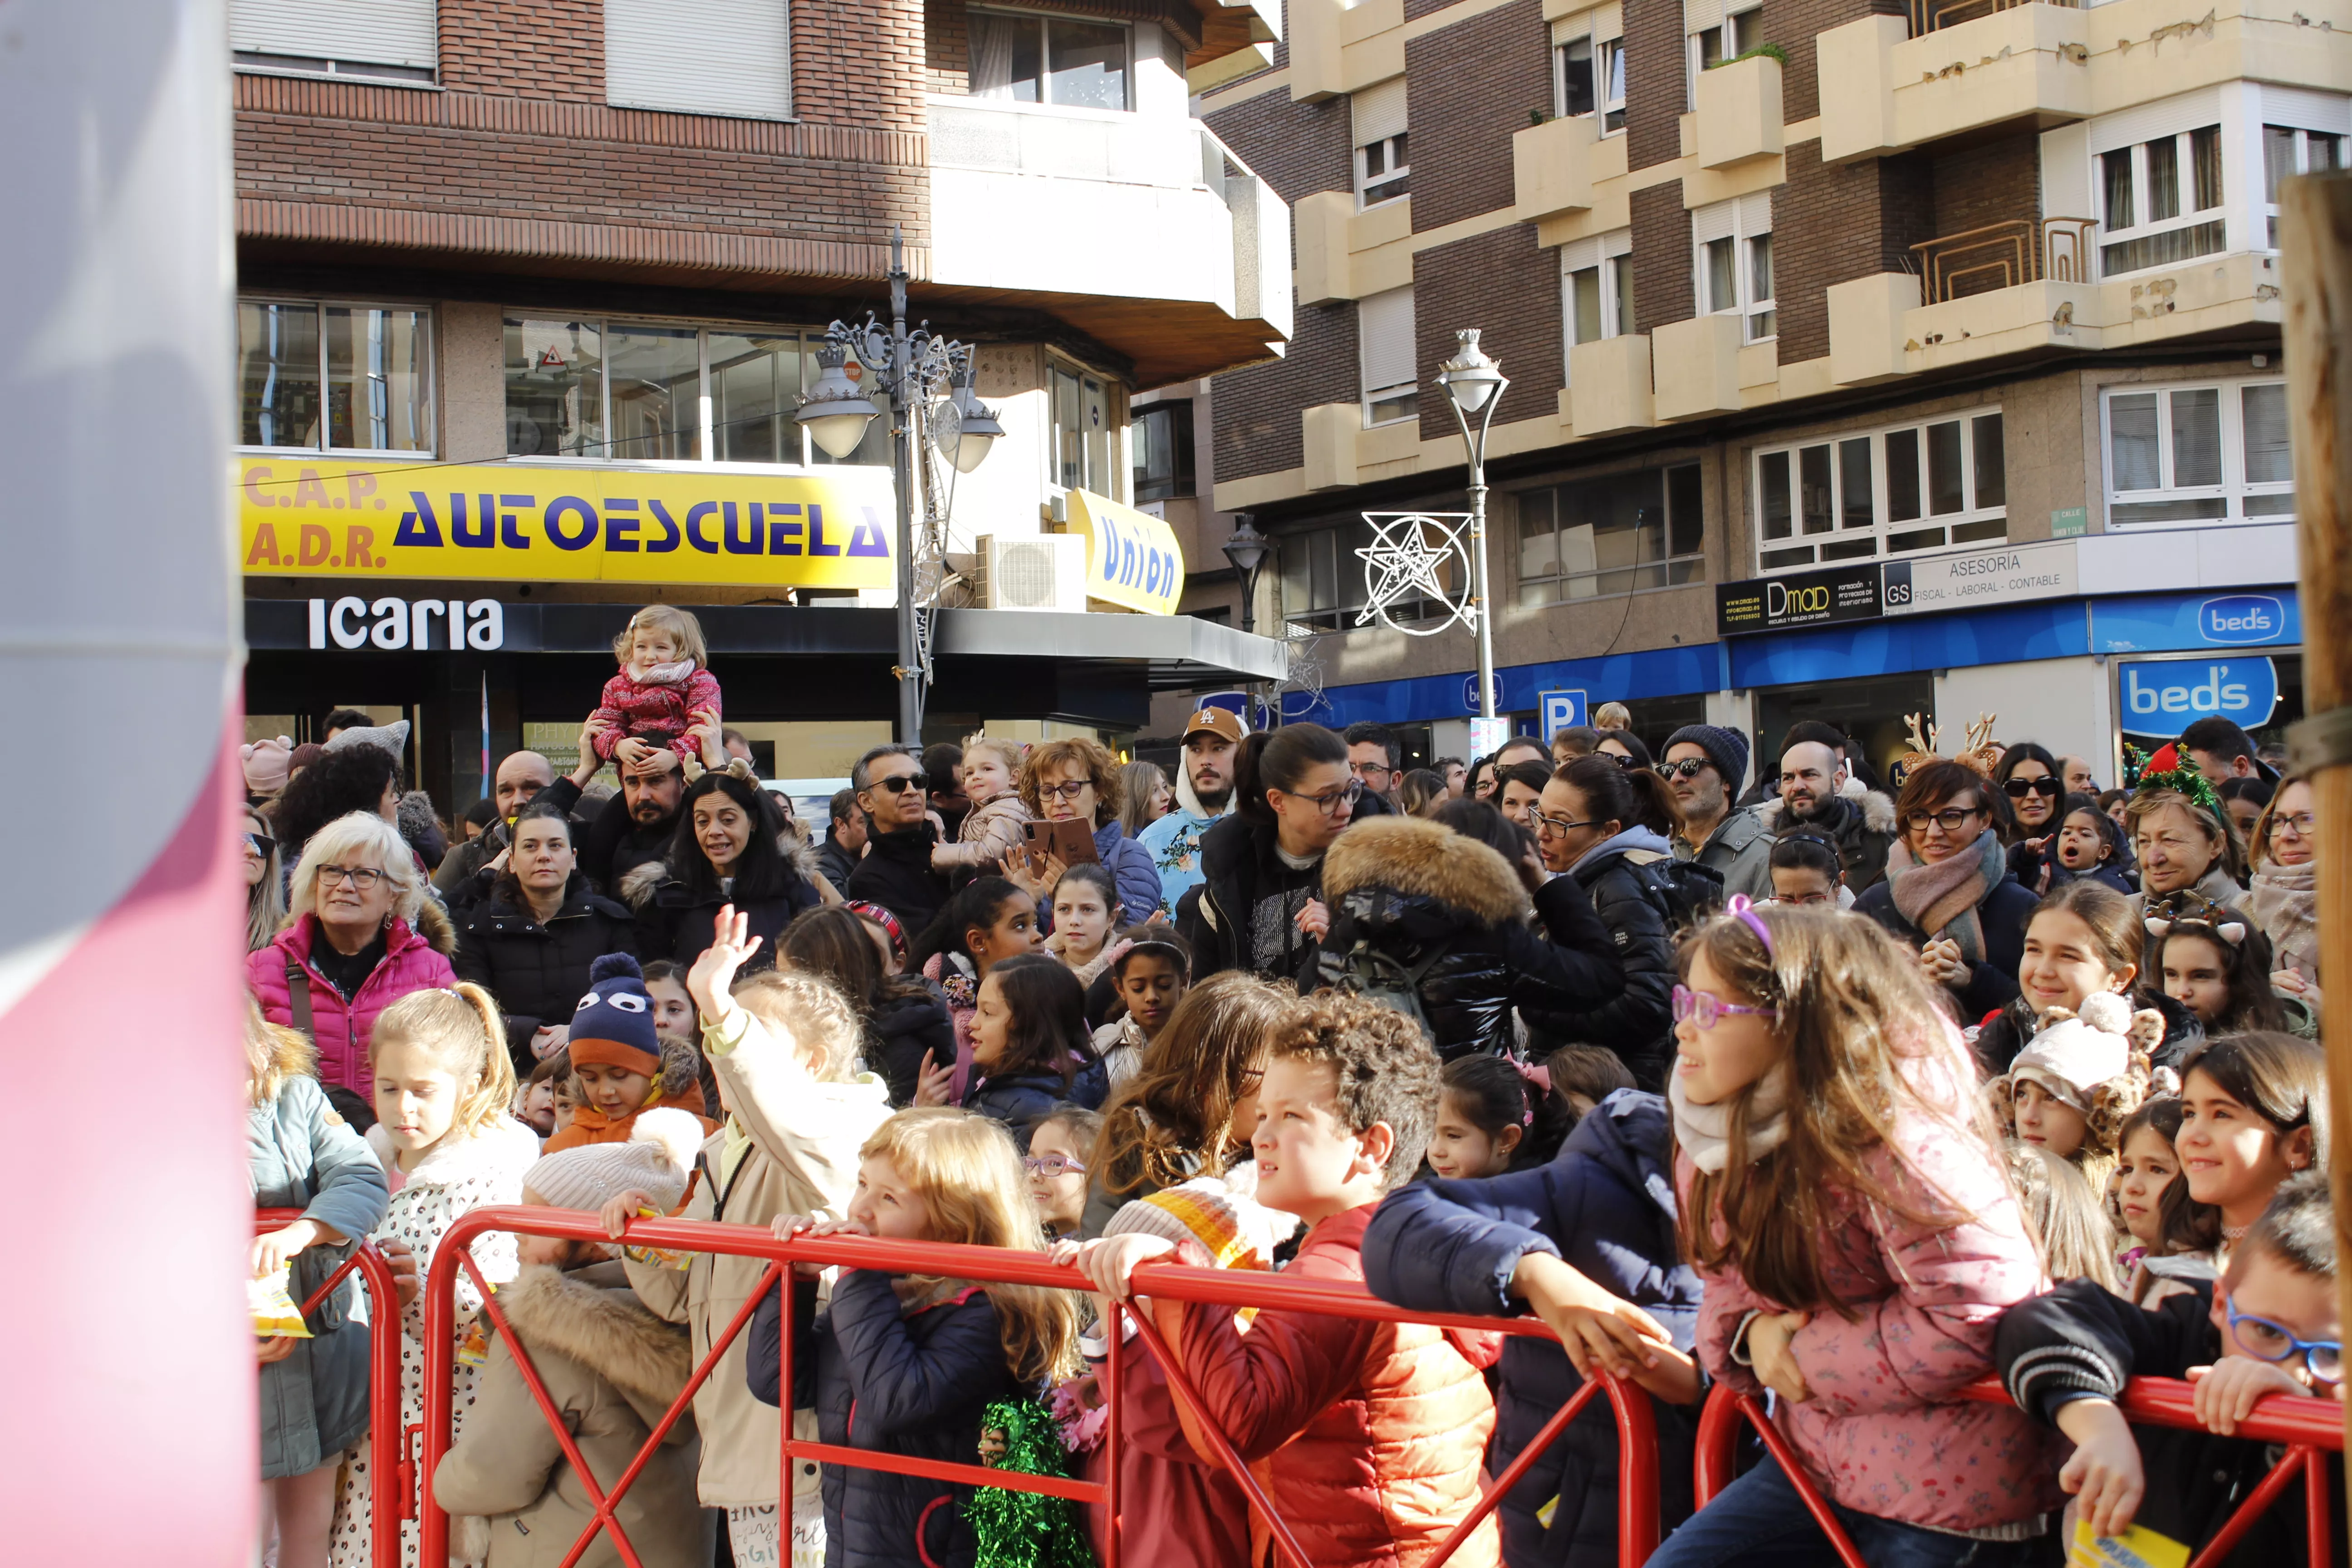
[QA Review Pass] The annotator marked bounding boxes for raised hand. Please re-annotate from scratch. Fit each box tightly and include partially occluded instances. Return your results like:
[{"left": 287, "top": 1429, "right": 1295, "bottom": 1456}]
[{"left": 686, "top": 904, "right": 762, "bottom": 1027}]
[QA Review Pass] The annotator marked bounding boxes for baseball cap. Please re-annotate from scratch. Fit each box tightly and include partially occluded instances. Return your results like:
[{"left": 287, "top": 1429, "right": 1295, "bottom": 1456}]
[{"left": 1183, "top": 708, "right": 1246, "bottom": 745}]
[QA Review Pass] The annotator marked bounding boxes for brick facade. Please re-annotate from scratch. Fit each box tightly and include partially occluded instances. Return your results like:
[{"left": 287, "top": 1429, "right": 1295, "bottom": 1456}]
[
  {"left": 1630, "top": 182, "right": 1696, "bottom": 335},
  {"left": 1624, "top": 0, "right": 1690, "bottom": 173},
  {"left": 1772, "top": 141, "right": 1933, "bottom": 363},
  {"left": 789, "top": 0, "right": 927, "bottom": 131},
  {"left": 1415, "top": 225, "right": 1562, "bottom": 441},
  {"left": 925, "top": 0, "right": 970, "bottom": 94},
  {"left": 1403, "top": 0, "right": 1551, "bottom": 235},
  {"left": 1928, "top": 131, "right": 2044, "bottom": 296},
  {"left": 1758, "top": 0, "right": 1902, "bottom": 125},
  {"left": 439, "top": 0, "right": 603, "bottom": 101}
]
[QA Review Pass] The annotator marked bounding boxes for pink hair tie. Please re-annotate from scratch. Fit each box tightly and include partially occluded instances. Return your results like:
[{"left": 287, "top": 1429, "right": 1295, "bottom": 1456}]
[
  {"left": 1724, "top": 893, "right": 1775, "bottom": 956},
  {"left": 1515, "top": 1060, "right": 1552, "bottom": 1094}
]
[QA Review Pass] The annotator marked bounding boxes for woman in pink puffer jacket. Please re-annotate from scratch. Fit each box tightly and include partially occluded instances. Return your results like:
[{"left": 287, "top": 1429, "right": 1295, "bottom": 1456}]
[
  {"left": 249, "top": 811, "right": 457, "bottom": 1093},
  {"left": 1649, "top": 900, "right": 2060, "bottom": 1568}
]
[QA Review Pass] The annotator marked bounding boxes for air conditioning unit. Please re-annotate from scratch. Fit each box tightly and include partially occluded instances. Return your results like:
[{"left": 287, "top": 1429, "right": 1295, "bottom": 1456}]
[{"left": 973, "top": 533, "right": 1087, "bottom": 610}]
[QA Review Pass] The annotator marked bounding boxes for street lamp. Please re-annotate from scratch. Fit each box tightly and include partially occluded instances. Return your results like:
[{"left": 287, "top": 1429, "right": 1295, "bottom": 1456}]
[
  {"left": 1220, "top": 513, "right": 1270, "bottom": 634},
  {"left": 1436, "top": 328, "right": 1508, "bottom": 733},
  {"left": 797, "top": 228, "right": 1002, "bottom": 745}
]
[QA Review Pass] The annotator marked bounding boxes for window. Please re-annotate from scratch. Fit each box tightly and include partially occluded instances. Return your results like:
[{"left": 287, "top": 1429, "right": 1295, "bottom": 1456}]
[
  {"left": 1753, "top": 411, "right": 2008, "bottom": 571},
  {"left": 1052, "top": 363, "right": 1118, "bottom": 495},
  {"left": 604, "top": 0, "right": 793, "bottom": 121},
  {"left": 1279, "top": 517, "right": 1450, "bottom": 632},
  {"left": 2103, "top": 379, "right": 2293, "bottom": 527},
  {"left": 1687, "top": 0, "right": 1761, "bottom": 105},
  {"left": 2264, "top": 124, "right": 2348, "bottom": 246},
  {"left": 2098, "top": 124, "right": 2225, "bottom": 275},
  {"left": 970, "top": 9, "right": 1129, "bottom": 111},
  {"left": 1130, "top": 400, "right": 1196, "bottom": 502},
  {"left": 1694, "top": 193, "right": 1774, "bottom": 343},
  {"left": 1554, "top": 31, "right": 1627, "bottom": 134},
  {"left": 1518, "top": 464, "right": 1704, "bottom": 603},
  {"left": 230, "top": 0, "right": 437, "bottom": 83},
  {"left": 1562, "top": 228, "right": 1634, "bottom": 377},
  {"left": 238, "top": 300, "right": 433, "bottom": 454},
  {"left": 1358, "top": 285, "right": 1420, "bottom": 427},
  {"left": 1352, "top": 78, "right": 1410, "bottom": 206},
  {"left": 502, "top": 318, "right": 889, "bottom": 466}
]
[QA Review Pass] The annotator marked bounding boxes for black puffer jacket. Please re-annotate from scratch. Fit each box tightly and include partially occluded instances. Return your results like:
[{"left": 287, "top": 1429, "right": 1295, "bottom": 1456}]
[
  {"left": 451, "top": 877, "right": 639, "bottom": 1073},
  {"left": 844, "top": 823, "right": 949, "bottom": 939},
  {"left": 1521, "top": 831, "right": 1679, "bottom": 1089},
  {"left": 869, "top": 986, "right": 956, "bottom": 1107},
  {"left": 623, "top": 845, "right": 823, "bottom": 971},
  {"left": 1315, "top": 815, "right": 1627, "bottom": 1060},
  {"left": 748, "top": 1270, "right": 1027, "bottom": 1568},
  {"left": 1176, "top": 813, "right": 1325, "bottom": 986},
  {"left": 966, "top": 1062, "right": 1110, "bottom": 1148}
]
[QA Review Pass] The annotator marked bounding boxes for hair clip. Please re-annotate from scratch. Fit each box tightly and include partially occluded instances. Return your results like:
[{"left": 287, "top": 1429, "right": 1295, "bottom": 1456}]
[{"left": 1724, "top": 893, "right": 1775, "bottom": 957}]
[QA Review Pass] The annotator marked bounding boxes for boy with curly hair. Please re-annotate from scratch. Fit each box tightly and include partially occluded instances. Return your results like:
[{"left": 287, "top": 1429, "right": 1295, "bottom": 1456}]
[{"left": 1080, "top": 991, "right": 1501, "bottom": 1568}]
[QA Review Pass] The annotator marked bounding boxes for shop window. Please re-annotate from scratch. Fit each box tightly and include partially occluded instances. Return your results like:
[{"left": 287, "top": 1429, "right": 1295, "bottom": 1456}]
[
  {"left": 1694, "top": 193, "right": 1774, "bottom": 343},
  {"left": 969, "top": 9, "right": 1130, "bottom": 111},
  {"left": 238, "top": 299, "right": 433, "bottom": 454},
  {"left": 1130, "top": 400, "right": 1196, "bottom": 502},
  {"left": 2102, "top": 379, "right": 2293, "bottom": 527},
  {"left": 1562, "top": 228, "right": 1634, "bottom": 379},
  {"left": 2098, "top": 124, "right": 2225, "bottom": 276},
  {"left": 1358, "top": 285, "right": 1420, "bottom": 427},
  {"left": 1352, "top": 78, "right": 1410, "bottom": 207},
  {"left": 1517, "top": 463, "right": 1704, "bottom": 604},
  {"left": 231, "top": 0, "right": 438, "bottom": 83},
  {"left": 1052, "top": 363, "right": 1119, "bottom": 497},
  {"left": 2265, "top": 124, "right": 2348, "bottom": 246},
  {"left": 1753, "top": 410, "right": 2007, "bottom": 572},
  {"left": 1686, "top": 0, "right": 1761, "bottom": 108},
  {"left": 503, "top": 317, "right": 888, "bottom": 466},
  {"left": 1554, "top": 31, "right": 1626, "bottom": 134}
]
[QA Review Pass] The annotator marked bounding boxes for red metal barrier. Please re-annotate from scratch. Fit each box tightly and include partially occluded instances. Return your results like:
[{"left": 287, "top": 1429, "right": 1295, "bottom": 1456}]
[
  {"left": 1692, "top": 1375, "right": 2342, "bottom": 1568},
  {"left": 256, "top": 1207, "right": 405, "bottom": 1568},
  {"left": 416, "top": 1206, "right": 1663, "bottom": 1568}
]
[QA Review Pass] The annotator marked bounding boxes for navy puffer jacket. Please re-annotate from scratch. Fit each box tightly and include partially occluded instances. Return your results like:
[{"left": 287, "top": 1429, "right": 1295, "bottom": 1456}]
[
  {"left": 747, "top": 1269, "right": 1028, "bottom": 1568},
  {"left": 1362, "top": 1091, "right": 1705, "bottom": 1568}
]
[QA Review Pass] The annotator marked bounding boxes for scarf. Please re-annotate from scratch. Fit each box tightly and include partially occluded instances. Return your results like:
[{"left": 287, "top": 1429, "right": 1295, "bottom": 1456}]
[
  {"left": 1882, "top": 828, "right": 2006, "bottom": 963},
  {"left": 1669, "top": 1061, "right": 1795, "bottom": 1174},
  {"left": 2249, "top": 860, "right": 2319, "bottom": 981},
  {"left": 628, "top": 656, "right": 698, "bottom": 687}
]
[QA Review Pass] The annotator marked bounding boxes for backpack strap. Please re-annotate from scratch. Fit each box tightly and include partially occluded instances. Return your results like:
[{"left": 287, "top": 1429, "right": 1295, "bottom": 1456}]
[{"left": 284, "top": 960, "right": 314, "bottom": 1038}]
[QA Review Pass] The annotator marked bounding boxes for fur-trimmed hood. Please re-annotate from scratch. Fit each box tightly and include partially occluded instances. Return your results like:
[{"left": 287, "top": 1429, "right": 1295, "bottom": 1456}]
[
  {"left": 495, "top": 1263, "right": 695, "bottom": 1429},
  {"left": 1321, "top": 815, "right": 1532, "bottom": 926},
  {"left": 1753, "top": 787, "right": 1897, "bottom": 837},
  {"left": 412, "top": 895, "right": 458, "bottom": 956}
]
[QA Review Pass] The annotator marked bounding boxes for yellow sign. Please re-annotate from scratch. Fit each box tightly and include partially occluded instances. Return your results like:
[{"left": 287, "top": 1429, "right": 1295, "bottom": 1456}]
[
  {"left": 237, "top": 457, "right": 897, "bottom": 589},
  {"left": 1065, "top": 489, "right": 1185, "bottom": 616}
]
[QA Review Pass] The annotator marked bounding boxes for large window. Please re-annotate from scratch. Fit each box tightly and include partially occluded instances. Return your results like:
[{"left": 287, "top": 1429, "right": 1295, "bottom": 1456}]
[
  {"left": 1279, "top": 517, "right": 1450, "bottom": 632},
  {"left": 1051, "top": 363, "right": 1119, "bottom": 496},
  {"left": 2265, "top": 124, "right": 2348, "bottom": 247},
  {"left": 1694, "top": 194, "right": 1774, "bottom": 343},
  {"left": 230, "top": 0, "right": 437, "bottom": 83},
  {"left": 1686, "top": 0, "right": 1761, "bottom": 107},
  {"left": 1352, "top": 78, "right": 1410, "bottom": 207},
  {"left": 1563, "top": 228, "right": 1634, "bottom": 376},
  {"left": 238, "top": 300, "right": 433, "bottom": 453},
  {"left": 1754, "top": 411, "right": 2007, "bottom": 572},
  {"left": 1130, "top": 400, "right": 1196, "bottom": 502},
  {"left": 1518, "top": 464, "right": 1704, "bottom": 603},
  {"left": 1358, "top": 285, "right": 1420, "bottom": 427},
  {"left": 2099, "top": 124, "right": 2225, "bottom": 275},
  {"left": 503, "top": 318, "right": 888, "bottom": 466},
  {"left": 969, "top": 9, "right": 1130, "bottom": 111},
  {"left": 2103, "top": 380, "right": 2293, "bottom": 527},
  {"left": 1555, "top": 30, "right": 1626, "bottom": 134}
]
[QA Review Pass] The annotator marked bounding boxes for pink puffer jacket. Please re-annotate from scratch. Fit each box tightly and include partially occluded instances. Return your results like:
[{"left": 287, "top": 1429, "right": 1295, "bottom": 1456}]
[
  {"left": 248, "top": 910, "right": 458, "bottom": 1092},
  {"left": 1684, "top": 1035, "right": 2063, "bottom": 1534}
]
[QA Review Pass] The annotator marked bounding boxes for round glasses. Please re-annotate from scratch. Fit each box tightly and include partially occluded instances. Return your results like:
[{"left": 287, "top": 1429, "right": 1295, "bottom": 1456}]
[
  {"left": 1671, "top": 983, "right": 1778, "bottom": 1029},
  {"left": 2227, "top": 1305, "right": 2342, "bottom": 1384}
]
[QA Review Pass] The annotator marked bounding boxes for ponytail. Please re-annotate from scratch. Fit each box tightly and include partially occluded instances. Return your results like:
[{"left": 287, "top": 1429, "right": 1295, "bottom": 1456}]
[
  {"left": 371, "top": 981, "right": 518, "bottom": 1139},
  {"left": 1557, "top": 753, "right": 1680, "bottom": 838},
  {"left": 1234, "top": 724, "right": 1349, "bottom": 827}
]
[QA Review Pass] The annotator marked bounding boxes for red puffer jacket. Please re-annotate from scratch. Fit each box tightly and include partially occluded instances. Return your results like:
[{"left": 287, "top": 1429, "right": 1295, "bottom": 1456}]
[
  {"left": 247, "top": 909, "right": 458, "bottom": 1092},
  {"left": 1170, "top": 1204, "right": 1501, "bottom": 1568}
]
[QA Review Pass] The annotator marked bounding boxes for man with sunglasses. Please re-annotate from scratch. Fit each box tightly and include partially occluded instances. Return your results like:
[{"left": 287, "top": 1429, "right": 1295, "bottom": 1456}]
[
  {"left": 843, "top": 743, "right": 951, "bottom": 935},
  {"left": 1753, "top": 738, "right": 1897, "bottom": 896},
  {"left": 1658, "top": 724, "right": 1775, "bottom": 903},
  {"left": 1995, "top": 1170, "right": 2342, "bottom": 1558}
]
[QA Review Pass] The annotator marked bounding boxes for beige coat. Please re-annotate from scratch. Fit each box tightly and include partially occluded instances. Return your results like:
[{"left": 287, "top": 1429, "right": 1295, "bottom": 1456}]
[
  {"left": 622, "top": 1008, "right": 896, "bottom": 1509},
  {"left": 434, "top": 1264, "right": 701, "bottom": 1568}
]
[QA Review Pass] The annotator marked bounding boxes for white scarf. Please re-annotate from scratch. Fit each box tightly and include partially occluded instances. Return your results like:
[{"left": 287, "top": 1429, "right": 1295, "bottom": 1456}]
[{"left": 1669, "top": 1062, "right": 1795, "bottom": 1174}]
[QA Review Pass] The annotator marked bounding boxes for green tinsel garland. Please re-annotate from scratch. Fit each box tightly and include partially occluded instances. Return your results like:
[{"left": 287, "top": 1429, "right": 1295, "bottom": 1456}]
[{"left": 964, "top": 1398, "right": 1096, "bottom": 1568}]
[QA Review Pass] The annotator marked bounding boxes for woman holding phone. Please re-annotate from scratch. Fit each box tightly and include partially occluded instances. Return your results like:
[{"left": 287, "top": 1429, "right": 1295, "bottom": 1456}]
[{"left": 1011, "top": 737, "right": 1161, "bottom": 921}]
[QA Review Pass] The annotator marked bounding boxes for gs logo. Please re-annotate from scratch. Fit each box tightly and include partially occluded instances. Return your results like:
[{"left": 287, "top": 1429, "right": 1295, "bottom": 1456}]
[{"left": 1883, "top": 563, "right": 1913, "bottom": 607}]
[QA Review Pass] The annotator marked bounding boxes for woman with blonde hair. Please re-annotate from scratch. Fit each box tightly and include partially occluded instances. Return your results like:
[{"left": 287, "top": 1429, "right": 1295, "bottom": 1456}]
[
  {"left": 2246, "top": 771, "right": 2320, "bottom": 995},
  {"left": 1117, "top": 759, "right": 1173, "bottom": 839},
  {"left": 247, "top": 810, "right": 457, "bottom": 1093},
  {"left": 244, "top": 805, "right": 287, "bottom": 952}
]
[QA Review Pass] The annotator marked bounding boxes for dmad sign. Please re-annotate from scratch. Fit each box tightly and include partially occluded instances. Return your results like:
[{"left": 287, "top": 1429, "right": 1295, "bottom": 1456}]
[{"left": 2118, "top": 658, "right": 2279, "bottom": 738}]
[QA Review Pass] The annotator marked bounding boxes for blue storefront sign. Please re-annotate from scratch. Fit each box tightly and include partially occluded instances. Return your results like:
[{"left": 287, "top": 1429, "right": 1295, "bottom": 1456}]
[
  {"left": 1461, "top": 672, "right": 1504, "bottom": 713},
  {"left": 2091, "top": 590, "right": 2300, "bottom": 652},
  {"left": 2117, "top": 657, "right": 2280, "bottom": 737}
]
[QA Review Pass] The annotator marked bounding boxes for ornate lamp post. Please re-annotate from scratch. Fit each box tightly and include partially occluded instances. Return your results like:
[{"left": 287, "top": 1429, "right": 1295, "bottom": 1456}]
[{"left": 1436, "top": 329, "right": 1508, "bottom": 734}]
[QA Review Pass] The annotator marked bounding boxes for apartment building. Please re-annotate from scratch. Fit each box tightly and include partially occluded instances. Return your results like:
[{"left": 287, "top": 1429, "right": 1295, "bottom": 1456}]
[
  {"left": 228, "top": 0, "right": 1289, "bottom": 796},
  {"left": 1156, "top": 0, "right": 2345, "bottom": 785}
]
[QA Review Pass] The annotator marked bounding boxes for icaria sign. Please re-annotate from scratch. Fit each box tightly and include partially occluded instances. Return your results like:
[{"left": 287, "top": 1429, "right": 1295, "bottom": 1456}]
[{"left": 305, "top": 596, "right": 504, "bottom": 650}]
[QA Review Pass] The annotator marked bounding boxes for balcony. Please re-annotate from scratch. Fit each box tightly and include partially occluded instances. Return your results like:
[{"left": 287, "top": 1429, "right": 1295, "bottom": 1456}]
[
  {"left": 1294, "top": 188, "right": 1413, "bottom": 305},
  {"left": 1652, "top": 315, "right": 1746, "bottom": 421},
  {"left": 926, "top": 98, "right": 1291, "bottom": 383},
  {"left": 1909, "top": 0, "right": 2072, "bottom": 32},
  {"left": 1288, "top": 0, "right": 1404, "bottom": 102},
  {"left": 1896, "top": 247, "right": 2280, "bottom": 374},
  {"left": 1567, "top": 336, "right": 1655, "bottom": 436},
  {"left": 1692, "top": 53, "right": 1784, "bottom": 171},
  {"left": 1514, "top": 114, "right": 1597, "bottom": 222},
  {"left": 1911, "top": 217, "right": 2097, "bottom": 302}
]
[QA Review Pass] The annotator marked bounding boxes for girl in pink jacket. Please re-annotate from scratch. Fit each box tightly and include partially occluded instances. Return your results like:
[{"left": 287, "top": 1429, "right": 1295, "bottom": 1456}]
[
  {"left": 592, "top": 605, "right": 723, "bottom": 768},
  {"left": 1649, "top": 899, "right": 2060, "bottom": 1568}
]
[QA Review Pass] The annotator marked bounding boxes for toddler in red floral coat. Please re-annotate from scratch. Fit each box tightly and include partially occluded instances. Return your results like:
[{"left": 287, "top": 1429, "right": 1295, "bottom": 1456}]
[{"left": 592, "top": 605, "right": 724, "bottom": 769}]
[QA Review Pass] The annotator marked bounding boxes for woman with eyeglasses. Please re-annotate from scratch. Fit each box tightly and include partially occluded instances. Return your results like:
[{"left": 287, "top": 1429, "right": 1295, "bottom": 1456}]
[
  {"left": 245, "top": 808, "right": 287, "bottom": 952},
  {"left": 1854, "top": 759, "right": 2038, "bottom": 1020},
  {"left": 1176, "top": 723, "right": 1356, "bottom": 985},
  {"left": 246, "top": 810, "right": 459, "bottom": 1093},
  {"left": 1017, "top": 735, "right": 1164, "bottom": 927},
  {"left": 1524, "top": 754, "right": 1686, "bottom": 1088},
  {"left": 2248, "top": 774, "right": 2319, "bottom": 1000}
]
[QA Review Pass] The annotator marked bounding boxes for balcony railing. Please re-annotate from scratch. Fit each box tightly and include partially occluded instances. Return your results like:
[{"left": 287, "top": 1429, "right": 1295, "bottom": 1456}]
[
  {"left": 1908, "top": 0, "right": 2077, "bottom": 34},
  {"left": 1910, "top": 216, "right": 2097, "bottom": 303}
]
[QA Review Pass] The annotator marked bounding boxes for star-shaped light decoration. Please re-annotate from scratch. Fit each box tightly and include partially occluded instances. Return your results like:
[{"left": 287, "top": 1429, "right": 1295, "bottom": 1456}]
[{"left": 1353, "top": 511, "right": 1477, "bottom": 637}]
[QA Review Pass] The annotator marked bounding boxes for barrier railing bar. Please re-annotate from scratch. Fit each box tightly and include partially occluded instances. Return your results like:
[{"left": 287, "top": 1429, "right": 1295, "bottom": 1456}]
[
  {"left": 1958, "top": 1374, "right": 2344, "bottom": 1447},
  {"left": 2185, "top": 1443, "right": 2319, "bottom": 1568},
  {"left": 258, "top": 1207, "right": 404, "bottom": 1568},
  {"left": 786, "top": 1438, "right": 1105, "bottom": 1503},
  {"left": 1695, "top": 1391, "right": 1865, "bottom": 1564},
  {"left": 1102, "top": 1292, "right": 1124, "bottom": 1568}
]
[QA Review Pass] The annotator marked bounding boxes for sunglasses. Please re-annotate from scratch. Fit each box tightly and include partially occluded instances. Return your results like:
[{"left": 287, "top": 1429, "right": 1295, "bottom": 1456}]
[
  {"left": 868, "top": 772, "right": 929, "bottom": 795},
  {"left": 1022, "top": 1153, "right": 1086, "bottom": 1179},
  {"left": 245, "top": 831, "right": 277, "bottom": 857},
  {"left": 2003, "top": 777, "right": 2061, "bottom": 799},
  {"left": 1671, "top": 983, "right": 1779, "bottom": 1029},
  {"left": 1656, "top": 759, "right": 1711, "bottom": 780}
]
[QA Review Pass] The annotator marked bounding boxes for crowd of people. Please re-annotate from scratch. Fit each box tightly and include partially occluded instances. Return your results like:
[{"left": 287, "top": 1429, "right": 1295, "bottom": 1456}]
[{"left": 237, "top": 614, "right": 2337, "bottom": 1568}]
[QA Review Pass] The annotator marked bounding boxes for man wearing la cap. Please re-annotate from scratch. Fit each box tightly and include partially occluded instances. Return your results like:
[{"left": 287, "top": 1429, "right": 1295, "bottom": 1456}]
[
  {"left": 543, "top": 953, "right": 714, "bottom": 1152},
  {"left": 1137, "top": 706, "right": 1245, "bottom": 919}
]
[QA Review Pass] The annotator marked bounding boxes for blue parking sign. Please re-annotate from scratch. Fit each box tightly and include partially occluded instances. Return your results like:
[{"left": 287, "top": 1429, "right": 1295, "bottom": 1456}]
[{"left": 1540, "top": 690, "right": 1588, "bottom": 742}]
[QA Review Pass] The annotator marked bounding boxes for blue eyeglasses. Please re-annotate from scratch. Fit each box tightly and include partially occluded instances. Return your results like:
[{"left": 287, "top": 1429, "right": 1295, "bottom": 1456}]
[{"left": 2227, "top": 1304, "right": 2343, "bottom": 1384}]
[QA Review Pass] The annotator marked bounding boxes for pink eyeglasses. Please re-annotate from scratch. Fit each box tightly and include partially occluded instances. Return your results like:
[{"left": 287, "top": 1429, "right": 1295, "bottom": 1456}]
[{"left": 1671, "top": 984, "right": 1778, "bottom": 1029}]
